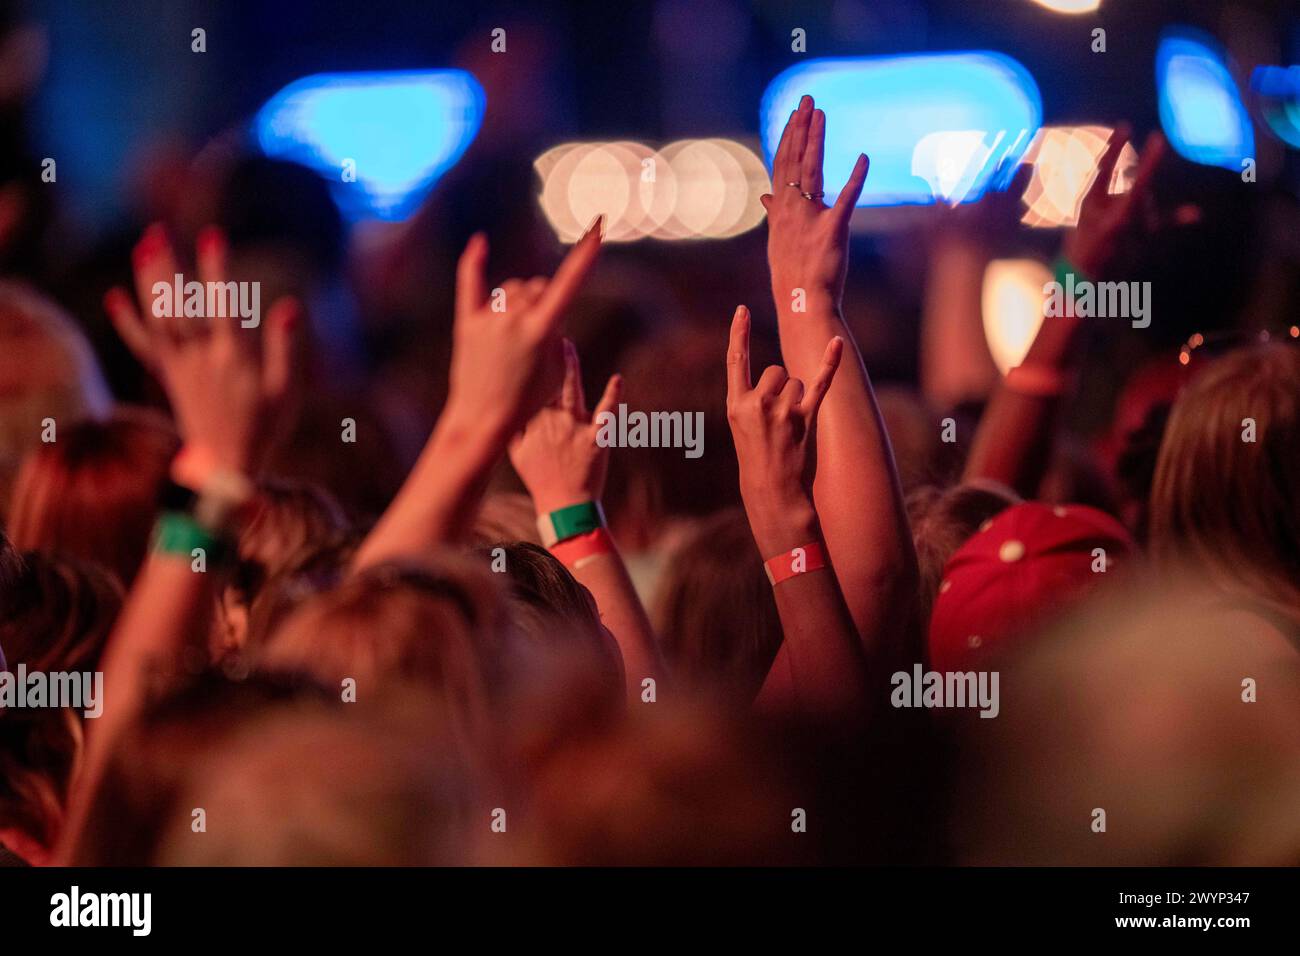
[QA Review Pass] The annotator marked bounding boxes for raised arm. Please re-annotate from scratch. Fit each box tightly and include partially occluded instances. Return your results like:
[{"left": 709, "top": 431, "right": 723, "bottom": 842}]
[
  {"left": 62, "top": 224, "right": 302, "bottom": 861},
  {"left": 508, "top": 339, "right": 665, "bottom": 700},
  {"left": 762, "top": 96, "right": 917, "bottom": 668},
  {"left": 964, "top": 128, "right": 1166, "bottom": 496},
  {"left": 353, "top": 220, "right": 603, "bottom": 568},
  {"left": 725, "top": 305, "right": 868, "bottom": 717}
]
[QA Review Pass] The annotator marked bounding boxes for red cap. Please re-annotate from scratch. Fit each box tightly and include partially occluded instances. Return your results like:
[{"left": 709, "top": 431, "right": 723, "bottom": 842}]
[{"left": 928, "top": 502, "right": 1133, "bottom": 672}]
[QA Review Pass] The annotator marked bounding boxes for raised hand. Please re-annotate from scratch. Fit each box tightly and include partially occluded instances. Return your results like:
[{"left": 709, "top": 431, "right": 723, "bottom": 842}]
[
  {"left": 1063, "top": 126, "right": 1167, "bottom": 279},
  {"left": 445, "top": 218, "right": 603, "bottom": 443},
  {"left": 509, "top": 338, "right": 621, "bottom": 515},
  {"left": 726, "top": 304, "right": 841, "bottom": 552},
  {"left": 762, "top": 94, "right": 869, "bottom": 319},
  {"left": 103, "top": 223, "right": 301, "bottom": 475}
]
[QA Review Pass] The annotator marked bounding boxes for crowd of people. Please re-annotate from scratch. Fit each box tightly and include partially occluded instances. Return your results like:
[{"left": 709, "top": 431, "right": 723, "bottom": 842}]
[{"left": 1, "top": 84, "right": 1298, "bottom": 867}]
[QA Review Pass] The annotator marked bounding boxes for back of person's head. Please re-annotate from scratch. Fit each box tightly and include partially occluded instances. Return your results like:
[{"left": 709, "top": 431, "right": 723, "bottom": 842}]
[
  {"left": 0, "top": 550, "right": 121, "bottom": 672},
  {"left": 653, "top": 507, "right": 781, "bottom": 705},
  {"left": 473, "top": 541, "right": 624, "bottom": 706},
  {"left": 154, "top": 689, "right": 482, "bottom": 865},
  {"left": 216, "top": 479, "right": 351, "bottom": 658},
  {"left": 1149, "top": 343, "right": 1300, "bottom": 625},
  {"left": 0, "top": 552, "right": 122, "bottom": 864},
  {"left": 69, "top": 669, "right": 334, "bottom": 865},
  {"left": 907, "top": 481, "right": 1019, "bottom": 629},
  {"left": 0, "top": 280, "right": 113, "bottom": 516},
  {"left": 7, "top": 408, "right": 179, "bottom": 587},
  {"left": 954, "top": 570, "right": 1300, "bottom": 864},
  {"left": 257, "top": 555, "right": 509, "bottom": 747},
  {"left": 471, "top": 492, "right": 541, "bottom": 547},
  {"left": 494, "top": 700, "right": 804, "bottom": 865}
]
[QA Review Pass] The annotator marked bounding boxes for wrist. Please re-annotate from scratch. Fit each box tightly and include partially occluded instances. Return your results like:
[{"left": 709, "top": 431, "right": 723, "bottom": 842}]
[
  {"left": 769, "top": 278, "right": 840, "bottom": 320},
  {"left": 531, "top": 489, "right": 597, "bottom": 517},
  {"left": 743, "top": 493, "right": 818, "bottom": 556},
  {"left": 431, "top": 407, "right": 508, "bottom": 463},
  {"left": 536, "top": 499, "right": 606, "bottom": 548}
]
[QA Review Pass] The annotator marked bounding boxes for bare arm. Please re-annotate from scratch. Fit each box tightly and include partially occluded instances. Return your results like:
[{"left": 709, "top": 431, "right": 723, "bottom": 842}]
[
  {"left": 63, "top": 225, "right": 301, "bottom": 861},
  {"left": 965, "top": 129, "right": 1166, "bottom": 496},
  {"left": 762, "top": 97, "right": 918, "bottom": 670},
  {"left": 354, "top": 222, "right": 603, "bottom": 568},
  {"left": 725, "top": 305, "right": 868, "bottom": 717},
  {"left": 509, "top": 340, "right": 664, "bottom": 700}
]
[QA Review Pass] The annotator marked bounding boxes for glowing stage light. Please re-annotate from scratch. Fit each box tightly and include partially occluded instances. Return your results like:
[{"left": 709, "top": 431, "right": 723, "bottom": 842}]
[
  {"left": 1250, "top": 65, "right": 1300, "bottom": 149},
  {"left": 1027, "top": 0, "right": 1100, "bottom": 13},
  {"left": 535, "top": 139, "right": 769, "bottom": 242},
  {"left": 760, "top": 53, "right": 1041, "bottom": 207},
  {"left": 255, "top": 69, "right": 485, "bottom": 221},
  {"left": 982, "top": 259, "right": 1052, "bottom": 374},
  {"left": 1019, "top": 126, "right": 1137, "bottom": 227},
  {"left": 1156, "top": 30, "right": 1254, "bottom": 171}
]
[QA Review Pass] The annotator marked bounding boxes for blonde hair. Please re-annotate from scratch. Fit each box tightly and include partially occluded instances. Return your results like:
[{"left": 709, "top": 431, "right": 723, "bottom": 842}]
[{"left": 1149, "top": 344, "right": 1300, "bottom": 630}]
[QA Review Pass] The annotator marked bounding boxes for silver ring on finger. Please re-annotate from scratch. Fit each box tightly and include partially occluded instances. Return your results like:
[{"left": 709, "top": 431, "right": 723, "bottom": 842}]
[
  {"left": 800, "top": 190, "right": 825, "bottom": 201},
  {"left": 785, "top": 181, "right": 802, "bottom": 189}
]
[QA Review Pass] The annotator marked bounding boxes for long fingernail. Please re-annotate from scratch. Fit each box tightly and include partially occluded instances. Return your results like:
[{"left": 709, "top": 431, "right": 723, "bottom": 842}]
[
  {"left": 197, "top": 225, "right": 226, "bottom": 259},
  {"left": 103, "top": 287, "right": 127, "bottom": 313},
  {"left": 133, "top": 224, "right": 166, "bottom": 266}
]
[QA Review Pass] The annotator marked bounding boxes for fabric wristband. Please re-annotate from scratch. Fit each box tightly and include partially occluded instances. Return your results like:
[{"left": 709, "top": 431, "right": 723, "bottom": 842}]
[
  {"left": 1052, "top": 255, "right": 1091, "bottom": 296},
  {"left": 536, "top": 500, "right": 605, "bottom": 548},
  {"left": 549, "top": 527, "right": 615, "bottom": 571},
  {"left": 1005, "top": 363, "right": 1070, "bottom": 397},
  {"left": 764, "top": 540, "right": 828, "bottom": 586},
  {"left": 151, "top": 511, "right": 231, "bottom": 564},
  {"left": 171, "top": 445, "right": 257, "bottom": 534}
]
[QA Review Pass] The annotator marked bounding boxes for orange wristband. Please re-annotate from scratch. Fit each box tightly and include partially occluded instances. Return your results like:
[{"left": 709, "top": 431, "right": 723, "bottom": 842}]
[
  {"left": 550, "top": 528, "right": 615, "bottom": 571},
  {"left": 763, "top": 541, "right": 828, "bottom": 586}
]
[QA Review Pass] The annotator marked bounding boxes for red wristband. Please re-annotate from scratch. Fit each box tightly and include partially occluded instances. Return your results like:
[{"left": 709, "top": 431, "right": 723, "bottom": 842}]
[
  {"left": 550, "top": 527, "right": 615, "bottom": 571},
  {"left": 1005, "top": 363, "right": 1069, "bottom": 397},
  {"left": 763, "top": 540, "right": 828, "bottom": 586}
]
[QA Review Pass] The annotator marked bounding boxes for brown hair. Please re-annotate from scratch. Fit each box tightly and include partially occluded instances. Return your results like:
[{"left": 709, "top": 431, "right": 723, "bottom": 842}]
[
  {"left": 473, "top": 541, "right": 624, "bottom": 702},
  {"left": 1149, "top": 344, "right": 1300, "bottom": 629},
  {"left": 7, "top": 408, "right": 179, "bottom": 587},
  {"left": 257, "top": 554, "right": 509, "bottom": 747},
  {"left": 653, "top": 508, "right": 782, "bottom": 705},
  {"left": 0, "top": 553, "right": 123, "bottom": 859},
  {"left": 215, "top": 480, "right": 352, "bottom": 661},
  {"left": 907, "top": 481, "right": 1020, "bottom": 628}
]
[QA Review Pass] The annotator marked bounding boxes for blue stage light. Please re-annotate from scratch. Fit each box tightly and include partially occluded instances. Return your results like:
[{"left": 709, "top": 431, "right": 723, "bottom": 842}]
[
  {"left": 760, "top": 53, "right": 1042, "bottom": 207},
  {"left": 1156, "top": 30, "right": 1254, "bottom": 171},
  {"left": 1251, "top": 65, "right": 1300, "bottom": 149},
  {"left": 255, "top": 69, "right": 485, "bottom": 220}
]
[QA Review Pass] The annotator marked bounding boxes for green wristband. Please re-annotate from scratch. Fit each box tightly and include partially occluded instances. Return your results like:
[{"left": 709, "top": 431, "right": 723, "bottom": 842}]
[
  {"left": 1052, "top": 256, "right": 1091, "bottom": 297},
  {"left": 151, "top": 511, "right": 230, "bottom": 563},
  {"left": 536, "top": 500, "right": 605, "bottom": 547}
]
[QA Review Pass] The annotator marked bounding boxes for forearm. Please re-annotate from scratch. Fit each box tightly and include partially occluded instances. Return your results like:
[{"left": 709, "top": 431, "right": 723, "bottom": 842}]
[
  {"left": 747, "top": 503, "right": 868, "bottom": 717},
  {"left": 353, "top": 409, "right": 505, "bottom": 569},
  {"left": 773, "top": 301, "right": 918, "bottom": 662},
  {"left": 963, "top": 313, "right": 1084, "bottom": 497},
  {"left": 58, "top": 554, "right": 218, "bottom": 862}
]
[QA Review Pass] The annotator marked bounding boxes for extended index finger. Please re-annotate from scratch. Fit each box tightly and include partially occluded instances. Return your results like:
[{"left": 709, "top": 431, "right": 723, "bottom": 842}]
[
  {"left": 726, "top": 305, "right": 752, "bottom": 399},
  {"left": 455, "top": 232, "right": 489, "bottom": 321},
  {"left": 801, "top": 335, "right": 844, "bottom": 420},
  {"left": 532, "top": 215, "right": 604, "bottom": 329}
]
